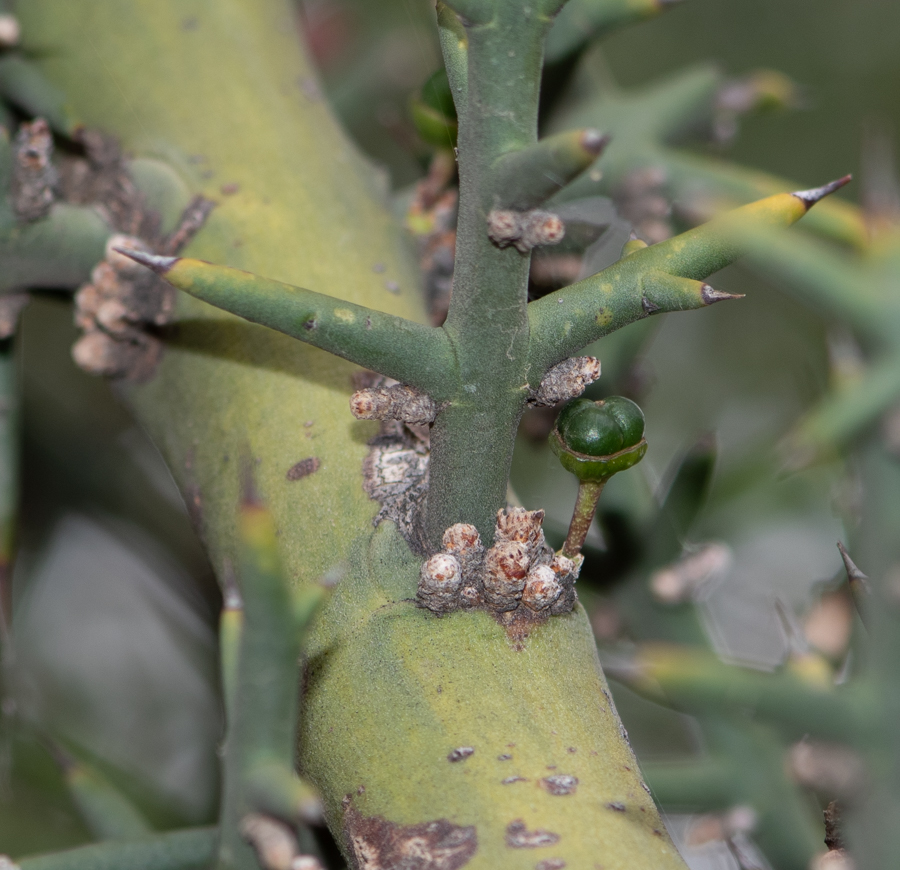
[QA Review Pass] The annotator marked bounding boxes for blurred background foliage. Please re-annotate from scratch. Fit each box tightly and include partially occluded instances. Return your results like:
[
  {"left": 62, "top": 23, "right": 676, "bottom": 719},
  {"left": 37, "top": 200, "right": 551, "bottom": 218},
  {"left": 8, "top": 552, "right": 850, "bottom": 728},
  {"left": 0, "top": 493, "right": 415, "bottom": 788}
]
[{"left": 3, "top": 1, "right": 900, "bottom": 868}]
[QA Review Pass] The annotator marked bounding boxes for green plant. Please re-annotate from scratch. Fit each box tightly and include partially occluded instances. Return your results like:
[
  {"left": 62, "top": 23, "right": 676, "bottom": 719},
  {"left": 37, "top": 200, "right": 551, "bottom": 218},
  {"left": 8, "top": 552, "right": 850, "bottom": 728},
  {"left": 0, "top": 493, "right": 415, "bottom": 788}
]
[{"left": 0, "top": 1, "right": 887, "bottom": 869}]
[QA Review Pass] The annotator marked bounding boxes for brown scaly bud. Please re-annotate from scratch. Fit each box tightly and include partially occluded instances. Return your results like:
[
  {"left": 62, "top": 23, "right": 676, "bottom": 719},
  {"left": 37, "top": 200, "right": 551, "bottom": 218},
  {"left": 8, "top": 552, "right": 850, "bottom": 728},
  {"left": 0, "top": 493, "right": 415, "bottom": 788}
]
[
  {"left": 521, "top": 565, "right": 563, "bottom": 612},
  {"left": 487, "top": 208, "right": 565, "bottom": 253},
  {"left": 71, "top": 330, "right": 143, "bottom": 377},
  {"left": 459, "top": 585, "right": 483, "bottom": 609},
  {"left": 518, "top": 210, "right": 565, "bottom": 251},
  {"left": 486, "top": 209, "right": 521, "bottom": 247},
  {"left": 528, "top": 357, "right": 602, "bottom": 408},
  {"left": 441, "top": 523, "right": 484, "bottom": 582},
  {"left": 495, "top": 507, "right": 546, "bottom": 562},
  {"left": 104, "top": 234, "right": 151, "bottom": 274},
  {"left": 12, "top": 119, "right": 58, "bottom": 222},
  {"left": 548, "top": 552, "right": 582, "bottom": 615},
  {"left": 95, "top": 298, "right": 132, "bottom": 336},
  {"left": 74, "top": 282, "right": 101, "bottom": 330},
  {"left": 482, "top": 541, "right": 529, "bottom": 611},
  {"left": 350, "top": 383, "right": 437, "bottom": 426},
  {"left": 417, "top": 553, "right": 463, "bottom": 613}
]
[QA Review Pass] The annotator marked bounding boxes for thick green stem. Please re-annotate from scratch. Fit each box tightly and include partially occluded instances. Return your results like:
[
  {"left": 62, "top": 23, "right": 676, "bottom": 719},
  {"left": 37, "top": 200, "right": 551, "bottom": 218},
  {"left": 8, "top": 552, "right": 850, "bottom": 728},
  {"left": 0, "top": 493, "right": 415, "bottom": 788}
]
[{"left": 562, "top": 478, "right": 605, "bottom": 558}]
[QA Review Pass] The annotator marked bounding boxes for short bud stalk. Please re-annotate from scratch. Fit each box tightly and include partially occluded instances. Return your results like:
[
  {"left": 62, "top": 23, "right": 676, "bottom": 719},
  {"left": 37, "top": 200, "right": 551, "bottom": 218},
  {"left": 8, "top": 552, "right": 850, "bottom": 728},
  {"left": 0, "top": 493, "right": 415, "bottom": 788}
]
[{"left": 562, "top": 478, "right": 607, "bottom": 560}]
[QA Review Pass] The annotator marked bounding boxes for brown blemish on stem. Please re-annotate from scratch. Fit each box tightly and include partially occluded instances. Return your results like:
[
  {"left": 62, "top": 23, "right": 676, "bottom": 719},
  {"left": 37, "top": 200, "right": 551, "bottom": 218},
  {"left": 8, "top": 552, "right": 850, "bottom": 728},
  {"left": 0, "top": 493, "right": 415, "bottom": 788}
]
[
  {"left": 505, "top": 820, "right": 560, "bottom": 848},
  {"left": 343, "top": 804, "right": 477, "bottom": 870},
  {"left": 535, "top": 860, "right": 567, "bottom": 870},
  {"left": 286, "top": 457, "right": 320, "bottom": 481},
  {"left": 541, "top": 775, "right": 578, "bottom": 796},
  {"left": 493, "top": 606, "right": 551, "bottom": 649},
  {"left": 447, "top": 746, "right": 474, "bottom": 763},
  {"left": 362, "top": 418, "right": 430, "bottom": 554}
]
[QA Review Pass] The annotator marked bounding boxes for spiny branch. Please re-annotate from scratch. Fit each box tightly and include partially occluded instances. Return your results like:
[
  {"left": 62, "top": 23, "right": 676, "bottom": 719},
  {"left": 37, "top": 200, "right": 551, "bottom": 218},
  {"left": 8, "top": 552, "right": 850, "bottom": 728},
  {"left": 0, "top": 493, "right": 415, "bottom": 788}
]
[
  {"left": 528, "top": 180, "right": 851, "bottom": 371},
  {"left": 116, "top": 250, "right": 455, "bottom": 399}
]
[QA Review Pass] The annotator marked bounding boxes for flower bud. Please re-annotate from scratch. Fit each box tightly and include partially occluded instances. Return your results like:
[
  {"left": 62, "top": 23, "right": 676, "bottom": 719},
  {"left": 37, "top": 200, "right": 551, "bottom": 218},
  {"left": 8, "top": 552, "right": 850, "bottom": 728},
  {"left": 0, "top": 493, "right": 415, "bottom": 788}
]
[
  {"left": 522, "top": 565, "right": 562, "bottom": 612},
  {"left": 417, "top": 553, "right": 463, "bottom": 613},
  {"left": 483, "top": 541, "right": 529, "bottom": 611}
]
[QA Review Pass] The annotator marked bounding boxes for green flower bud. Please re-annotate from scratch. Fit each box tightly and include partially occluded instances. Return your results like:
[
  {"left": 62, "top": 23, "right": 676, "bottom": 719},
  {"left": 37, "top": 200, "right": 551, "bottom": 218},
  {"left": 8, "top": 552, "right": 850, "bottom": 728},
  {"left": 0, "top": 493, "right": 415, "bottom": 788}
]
[{"left": 550, "top": 396, "right": 647, "bottom": 482}]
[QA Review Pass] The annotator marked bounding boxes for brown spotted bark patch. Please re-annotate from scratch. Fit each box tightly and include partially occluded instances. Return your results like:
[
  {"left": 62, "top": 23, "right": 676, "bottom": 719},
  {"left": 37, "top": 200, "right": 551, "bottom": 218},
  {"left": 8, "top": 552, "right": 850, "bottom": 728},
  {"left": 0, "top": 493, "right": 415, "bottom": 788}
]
[
  {"left": 362, "top": 419, "right": 429, "bottom": 555},
  {"left": 540, "top": 774, "right": 578, "bottom": 796},
  {"left": 505, "top": 820, "right": 560, "bottom": 848},
  {"left": 287, "top": 457, "right": 320, "bottom": 480},
  {"left": 344, "top": 804, "right": 477, "bottom": 870}
]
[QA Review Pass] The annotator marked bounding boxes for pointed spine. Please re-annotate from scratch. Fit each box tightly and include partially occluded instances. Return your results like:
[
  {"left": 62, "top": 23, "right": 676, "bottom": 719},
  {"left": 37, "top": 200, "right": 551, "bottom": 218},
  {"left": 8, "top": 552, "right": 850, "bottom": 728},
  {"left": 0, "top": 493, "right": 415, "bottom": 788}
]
[
  {"left": 792, "top": 175, "right": 853, "bottom": 209},
  {"left": 837, "top": 542, "right": 871, "bottom": 627}
]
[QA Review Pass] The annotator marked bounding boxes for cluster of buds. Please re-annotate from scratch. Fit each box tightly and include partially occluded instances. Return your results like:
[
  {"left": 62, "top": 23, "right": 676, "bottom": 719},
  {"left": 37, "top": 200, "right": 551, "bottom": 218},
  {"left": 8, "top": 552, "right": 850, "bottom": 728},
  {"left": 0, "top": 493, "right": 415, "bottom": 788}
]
[
  {"left": 417, "top": 508, "right": 582, "bottom": 617},
  {"left": 487, "top": 208, "right": 565, "bottom": 253},
  {"left": 72, "top": 234, "right": 175, "bottom": 379}
]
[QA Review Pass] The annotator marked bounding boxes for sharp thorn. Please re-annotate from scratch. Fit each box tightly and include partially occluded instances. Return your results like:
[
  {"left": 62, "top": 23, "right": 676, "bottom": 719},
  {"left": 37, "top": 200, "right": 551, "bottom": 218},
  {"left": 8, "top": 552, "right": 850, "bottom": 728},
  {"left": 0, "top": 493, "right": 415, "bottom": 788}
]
[
  {"left": 837, "top": 542, "right": 870, "bottom": 589},
  {"left": 581, "top": 129, "right": 611, "bottom": 157},
  {"left": 112, "top": 247, "right": 178, "bottom": 274},
  {"left": 792, "top": 175, "right": 853, "bottom": 209},
  {"left": 701, "top": 285, "right": 744, "bottom": 305},
  {"left": 837, "top": 541, "right": 870, "bottom": 628}
]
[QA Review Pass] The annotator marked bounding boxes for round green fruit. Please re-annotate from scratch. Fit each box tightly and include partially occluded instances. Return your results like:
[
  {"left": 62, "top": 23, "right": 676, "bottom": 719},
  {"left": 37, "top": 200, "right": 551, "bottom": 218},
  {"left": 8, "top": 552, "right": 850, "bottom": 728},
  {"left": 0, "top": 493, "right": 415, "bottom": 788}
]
[{"left": 550, "top": 396, "right": 647, "bottom": 482}]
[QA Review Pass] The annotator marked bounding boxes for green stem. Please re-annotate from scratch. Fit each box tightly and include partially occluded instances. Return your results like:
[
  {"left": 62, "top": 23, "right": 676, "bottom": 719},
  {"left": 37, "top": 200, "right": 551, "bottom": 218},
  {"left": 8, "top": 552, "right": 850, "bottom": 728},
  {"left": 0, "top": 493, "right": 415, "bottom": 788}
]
[
  {"left": 0, "top": 203, "right": 111, "bottom": 293},
  {"left": 17, "top": 827, "right": 217, "bottom": 870},
  {"left": 217, "top": 491, "right": 320, "bottom": 869},
  {"left": 0, "top": 337, "right": 17, "bottom": 635},
  {"left": 563, "top": 478, "right": 605, "bottom": 558},
  {"left": 0, "top": 54, "right": 78, "bottom": 135},
  {"left": 428, "top": 3, "right": 554, "bottom": 547},
  {"left": 641, "top": 756, "right": 738, "bottom": 811}
]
